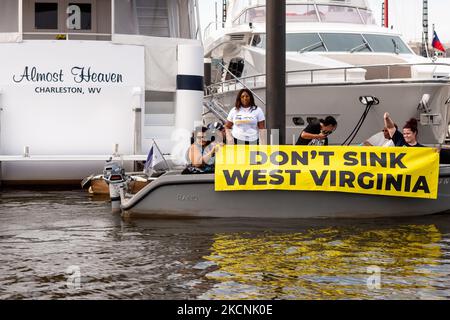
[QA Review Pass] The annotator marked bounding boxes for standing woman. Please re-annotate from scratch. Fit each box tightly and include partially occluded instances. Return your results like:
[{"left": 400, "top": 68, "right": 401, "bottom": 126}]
[{"left": 225, "top": 89, "right": 266, "bottom": 145}]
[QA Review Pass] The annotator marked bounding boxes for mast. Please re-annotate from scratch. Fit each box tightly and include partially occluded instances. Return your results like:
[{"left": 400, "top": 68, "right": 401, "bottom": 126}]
[
  {"left": 421, "top": 0, "right": 429, "bottom": 57},
  {"left": 222, "top": 0, "right": 227, "bottom": 28},
  {"left": 215, "top": 1, "right": 218, "bottom": 30},
  {"left": 384, "top": 0, "right": 389, "bottom": 28}
]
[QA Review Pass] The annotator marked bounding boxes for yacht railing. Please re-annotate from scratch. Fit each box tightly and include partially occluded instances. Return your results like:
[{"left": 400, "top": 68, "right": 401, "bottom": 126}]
[
  {"left": 205, "top": 62, "right": 450, "bottom": 96},
  {"left": 203, "top": 22, "right": 221, "bottom": 41},
  {"left": 203, "top": 99, "right": 229, "bottom": 123}
]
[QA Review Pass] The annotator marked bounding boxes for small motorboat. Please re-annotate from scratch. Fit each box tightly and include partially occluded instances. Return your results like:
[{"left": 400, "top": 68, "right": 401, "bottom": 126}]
[{"left": 118, "top": 165, "right": 450, "bottom": 219}]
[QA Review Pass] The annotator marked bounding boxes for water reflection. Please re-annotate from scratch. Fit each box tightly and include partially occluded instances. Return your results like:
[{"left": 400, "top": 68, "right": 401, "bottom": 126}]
[
  {"left": 1, "top": 189, "right": 450, "bottom": 299},
  {"left": 200, "top": 223, "right": 450, "bottom": 299}
]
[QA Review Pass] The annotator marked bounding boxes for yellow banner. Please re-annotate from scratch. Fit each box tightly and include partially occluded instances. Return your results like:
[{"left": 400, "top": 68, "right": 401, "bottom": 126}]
[{"left": 215, "top": 145, "right": 440, "bottom": 199}]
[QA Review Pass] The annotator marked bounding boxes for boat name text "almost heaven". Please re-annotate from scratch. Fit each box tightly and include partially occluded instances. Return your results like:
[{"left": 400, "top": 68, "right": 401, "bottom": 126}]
[{"left": 12, "top": 66, "right": 123, "bottom": 84}]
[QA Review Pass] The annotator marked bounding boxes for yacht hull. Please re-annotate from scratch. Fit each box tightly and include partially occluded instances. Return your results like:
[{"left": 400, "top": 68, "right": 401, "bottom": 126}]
[
  {"left": 205, "top": 80, "right": 450, "bottom": 145},
  {"left": 121, "top": 166, "right": 450, "bottom": 219}
]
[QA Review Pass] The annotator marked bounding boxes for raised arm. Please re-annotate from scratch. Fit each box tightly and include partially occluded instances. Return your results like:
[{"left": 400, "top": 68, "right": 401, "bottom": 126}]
[{"left": 383, "top": 112, "right": 396, "bottom": 138}]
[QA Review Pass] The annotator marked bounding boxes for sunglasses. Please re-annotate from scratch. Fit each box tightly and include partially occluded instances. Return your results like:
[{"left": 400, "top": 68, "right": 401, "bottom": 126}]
[{"left": 321, "top": 130, "right": 334, "bottom": 135}]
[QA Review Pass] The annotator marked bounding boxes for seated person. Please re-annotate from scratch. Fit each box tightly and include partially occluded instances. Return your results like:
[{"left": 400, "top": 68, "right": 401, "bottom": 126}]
[
  {"left": 183, "top": 126, "right": 222, "bottom": 174},
  {"left": 296, "top": 116, "right": 337, "bottom": 146},
  {"left": 384, "top": 112, "right": 424, "bottom": 147},
  {"left": 363, "top": 125, "right": 397, "bottom": 147}
]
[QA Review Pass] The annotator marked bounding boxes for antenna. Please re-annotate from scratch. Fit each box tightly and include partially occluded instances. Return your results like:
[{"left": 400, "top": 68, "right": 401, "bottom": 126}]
[
  {"left": 421, "top": 0, "right": 429, "bottom": 57},
  {"left": 215, "top": 1, "right": 218, "bottom": 30},
  {"left": 222, "top": 0, "right": 227, "bottom": 28},
  {"left": 384, "top": 0, "right": 389, "bottom": 28}
]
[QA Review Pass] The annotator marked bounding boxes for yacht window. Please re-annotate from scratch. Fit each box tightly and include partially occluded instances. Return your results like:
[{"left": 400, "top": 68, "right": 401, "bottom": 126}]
[
  {"left": 251, "top": 34, "right": 266, "bottom": 48},
  {"left": 226, "top": 58, "right": 245, "bottom": 79},
  {"left": 363, "top": 34, "right": 412, "bottom": 54},
  {"left": 35, "top": 2, "right": 58, "bottom": 29},
  {"left": 68, "top": 3, "right": 92, "bottom": 30},
  {"left": 287, "top": 33, "right": 325, "bottom": 52},
  {"left": 252, "top": 35, "right": 261, "bottom": 47},
  {"left": 246, "top": 7, "right": 266, "bottom": 24},
  {"left": 238, "top": 11, "right": 247, "bottom": 24},
  {"left": 359, "top": 9, "right": 376, "bottom": 25},
  {"left": 317, "top": 5, "right": 364, "bottom": 24},
  {"left": 233, "top": 11, "right": 247, "bottom": 25},
  {"left": 320, "top": 33, "right": 370, "bottom": 52},
  {"left": 285, "top": 5, "right": 319, "bottom": 22}
]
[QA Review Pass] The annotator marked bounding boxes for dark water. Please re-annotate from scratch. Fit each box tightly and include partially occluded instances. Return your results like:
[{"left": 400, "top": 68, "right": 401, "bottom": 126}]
[{"left": 1, "top": 188, "right": 450, "bottom": 300}]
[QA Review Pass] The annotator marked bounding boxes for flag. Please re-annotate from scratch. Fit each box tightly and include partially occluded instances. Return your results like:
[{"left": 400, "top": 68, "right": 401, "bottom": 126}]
[
  {"left": 144, "top": 144, "right": 154, "bottom": 171},
  {"left": 432, "top": 31, "right": 446, "bottom": 52},
  {"left": 144, "top": 141, "right": 169, "bottom": 172}
]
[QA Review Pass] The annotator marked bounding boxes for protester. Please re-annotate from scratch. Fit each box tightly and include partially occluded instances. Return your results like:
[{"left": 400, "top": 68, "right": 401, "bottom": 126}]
[
  {"left": 296, "top": 116, "right": 337, "bottom": 146},
  {"left": 225, "top": 89, "right": 266, "bottom": 145},
  {"left": 384, "top": 112, "right": 424, "bottom": 147}
]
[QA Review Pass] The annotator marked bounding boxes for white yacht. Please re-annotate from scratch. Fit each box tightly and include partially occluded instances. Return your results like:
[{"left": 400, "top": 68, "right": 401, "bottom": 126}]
[
  {"left": 203, "top": 0, "right": 450, "bottom": 146},
  {"left": 0, "top": 0, "right": 204, "bottom": 185}
]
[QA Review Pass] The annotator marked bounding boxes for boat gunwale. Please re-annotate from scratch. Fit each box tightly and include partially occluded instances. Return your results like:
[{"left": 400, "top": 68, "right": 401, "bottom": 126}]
[
  {"left": 121, "top": 165, "right": 450, "bottom": 211},
  {"left": 204, "top": 78, "right": 450, "bottom": 99}
]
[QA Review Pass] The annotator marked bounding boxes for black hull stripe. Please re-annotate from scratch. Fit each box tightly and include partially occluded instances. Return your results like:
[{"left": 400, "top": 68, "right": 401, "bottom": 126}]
[{"left": 177, "top": 75, "right": 203, "bottom": 91}]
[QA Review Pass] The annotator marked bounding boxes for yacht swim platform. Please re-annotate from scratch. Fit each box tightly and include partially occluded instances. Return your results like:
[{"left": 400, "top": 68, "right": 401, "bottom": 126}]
[
  {"left": 0, "top": 154, "right": 148, "bottom": 186},
  {"left": 0, "top": 155, "right": 148, "bottom": 162}
]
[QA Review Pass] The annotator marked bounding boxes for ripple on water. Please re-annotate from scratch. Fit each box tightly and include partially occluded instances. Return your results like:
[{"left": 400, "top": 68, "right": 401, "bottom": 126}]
[{"left": 1, "top": 189, "right": 450, "bottom": 299}]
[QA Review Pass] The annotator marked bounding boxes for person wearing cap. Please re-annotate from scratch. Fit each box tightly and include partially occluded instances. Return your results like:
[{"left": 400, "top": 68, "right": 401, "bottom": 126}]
[
  {"left": 363, "top": 124, "right": 397, "bottom": 147},
  {"left": 207, "top": 121, "right": 226, "bottom": 144}
]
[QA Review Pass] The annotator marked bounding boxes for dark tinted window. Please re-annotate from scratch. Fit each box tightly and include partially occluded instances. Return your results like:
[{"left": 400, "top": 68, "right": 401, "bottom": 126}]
[
  {"left": 287, "top": 33, "right": 325, "bottom": 52},
  {"left": 363, "top": 34, "right": 411, "bottom": 54},
  {"left": 68, "top": 3, "right": 92, "bottom": 30},
  {"left": 35, "top": 3, "right": 58, "bottom": 29},
  {"left": 320, "top": 33, "right": 370, "bottom": 52},
  {"left": 251, "top": 34, "right": 266, "bottom": 48}
]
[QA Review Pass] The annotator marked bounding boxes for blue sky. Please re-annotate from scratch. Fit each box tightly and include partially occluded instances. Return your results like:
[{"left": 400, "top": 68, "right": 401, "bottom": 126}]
[{"left": 198, "top": 0, "right": 450, "bottom": 43}]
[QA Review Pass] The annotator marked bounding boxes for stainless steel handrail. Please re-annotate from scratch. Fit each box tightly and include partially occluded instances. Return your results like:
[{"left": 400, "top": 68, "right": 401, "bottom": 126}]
[
  {"left": 203, "top": 100, "right": 228, "bottom": 123},
  {"left": 203, "top": 22, "right": 219, "bottom": 40},
  {"left": 213, "top": 61, "right": 266, "bottom": 105},
  {"left": 205, "top": 62, "right": 450, "bottom": 94}
]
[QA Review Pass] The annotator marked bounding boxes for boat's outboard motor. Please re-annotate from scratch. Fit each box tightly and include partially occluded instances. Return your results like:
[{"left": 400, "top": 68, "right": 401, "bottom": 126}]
[{"left": 103, "top": 159, "right": 127, "bottom": 213}]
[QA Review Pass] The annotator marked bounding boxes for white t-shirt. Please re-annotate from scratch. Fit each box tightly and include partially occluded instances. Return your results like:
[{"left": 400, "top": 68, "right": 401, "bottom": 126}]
[
  {"left": 366, "top": 131, "right": 394, "bottom": 147},
  {"left": 227, "top": 106, "right": 265, "bottom": 142}
]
